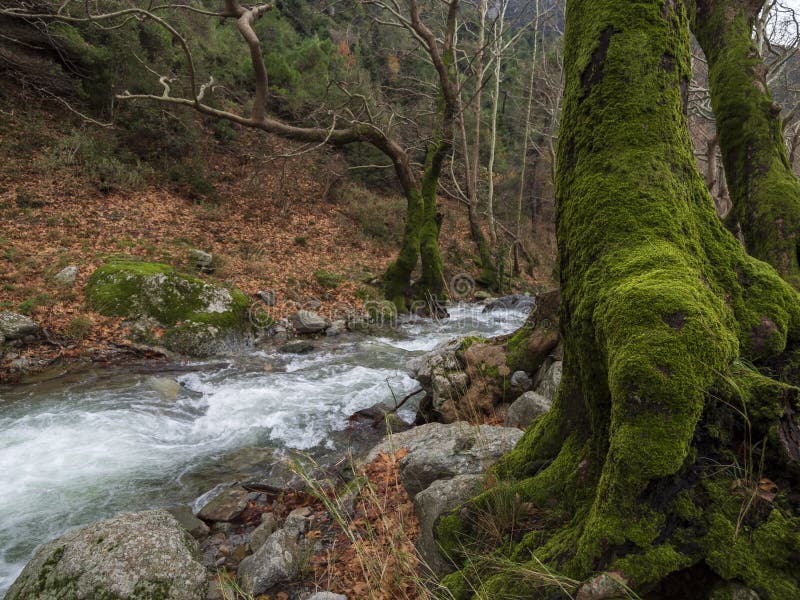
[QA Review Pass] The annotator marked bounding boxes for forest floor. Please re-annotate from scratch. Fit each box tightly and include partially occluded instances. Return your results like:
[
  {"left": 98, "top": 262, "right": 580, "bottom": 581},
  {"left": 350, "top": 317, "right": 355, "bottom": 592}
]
[{"left": 0, "top": 109, "right": 552, "bottom": 382}]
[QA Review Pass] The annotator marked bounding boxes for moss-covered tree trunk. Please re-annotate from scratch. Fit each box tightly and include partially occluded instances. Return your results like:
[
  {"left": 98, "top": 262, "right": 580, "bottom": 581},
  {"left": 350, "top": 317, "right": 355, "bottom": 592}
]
[
  {"left": 438, "top": 1, "right": 800, "bottom": 598},
  {"left": 689, "top": 0, "right": 800, "bottom": 287}
]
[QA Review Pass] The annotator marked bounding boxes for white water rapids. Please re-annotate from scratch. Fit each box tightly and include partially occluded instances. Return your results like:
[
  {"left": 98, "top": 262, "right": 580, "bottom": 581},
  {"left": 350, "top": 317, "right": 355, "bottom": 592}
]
[{"left": 0, "top": 305, "right": 526, "bottom": 596}]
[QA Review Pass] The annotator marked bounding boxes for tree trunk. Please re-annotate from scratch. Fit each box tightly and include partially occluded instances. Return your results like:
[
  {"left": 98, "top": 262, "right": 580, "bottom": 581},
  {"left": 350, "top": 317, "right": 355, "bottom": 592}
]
[
  {"left": 437, "top": 1, "right": 800, "bottom": 598},
  {"left": 689, "top": 0, "right": 800, "bottom": 287}
]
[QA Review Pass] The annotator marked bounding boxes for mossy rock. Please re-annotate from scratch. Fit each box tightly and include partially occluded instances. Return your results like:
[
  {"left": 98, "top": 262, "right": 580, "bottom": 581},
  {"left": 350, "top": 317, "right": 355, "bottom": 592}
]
[{"left": 86, "top": 259, "right": 250, "bottom": 355}]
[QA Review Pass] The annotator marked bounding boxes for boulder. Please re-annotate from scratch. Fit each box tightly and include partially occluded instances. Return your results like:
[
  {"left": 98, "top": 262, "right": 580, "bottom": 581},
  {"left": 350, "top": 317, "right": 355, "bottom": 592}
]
[
  {"left": 366, "top": 422, "right": 523, "bottom": 497},
  {"left": 406, "top": 338, "right": 463, "bottom": 386},
  {"left": 6, "top": 510, "right": 206, "bottom": 600},
  {"left": 289, "top": 310, "right": 329, "bottom": 334},
  {"left": 414, "top": 474, "right": 483, "bottom": 576},
  {"left": 54, "top": 265, "right": 79, "bottom": 286},
  {"left": 0, "top": 312, "right": 39, "bottom": 341},
  {"left": 326, "top": 319, "right": 347, "bottom": 336},
  {"left": 482, "top": 294, "right": 535, "bottom": 314},
  {"left": 147, "top": 376, "right": 182, "bottom": 401},
  {"left": 196, "top": 487, "right": 250, "bottom": 522},
  {"left": 237, "top": 528, "right": 304, "bottom": 595},
  {"left": 504, "top": 391, "right": 552, "bottom": 428},
  {"left": 85, "top": 259, "right": 250, "bottom": 356},
  {"left": 167, "top": 505, "right": 211, "bottom": 539}
]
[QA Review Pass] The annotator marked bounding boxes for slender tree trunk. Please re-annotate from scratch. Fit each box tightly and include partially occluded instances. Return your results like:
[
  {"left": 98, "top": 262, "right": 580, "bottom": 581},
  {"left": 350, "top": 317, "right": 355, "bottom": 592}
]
[
  {"left": 485, "top": 3, "right": 505, "bottom": 246},
  {"left": 437, "top": 1, "right": 800, "bottom": 597},
  {"left": 689, "top": 0, "right": 800, "bottom": 286}
]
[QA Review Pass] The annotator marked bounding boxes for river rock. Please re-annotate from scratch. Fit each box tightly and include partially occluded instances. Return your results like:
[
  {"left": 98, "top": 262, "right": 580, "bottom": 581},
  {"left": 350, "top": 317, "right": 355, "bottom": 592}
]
[
  {"left": 167, "top": 505, "right": 211, "bottom": 539},
  {"left": 197, "top": 487, "right": 250, "bottom": 522},
  {"left": 289, "top": 310, "right": 329, "bottom": 334},
  {"left": 504, "top": 391, "right": 552, "bottom": 428},
  {"left": 54, "top": 265, "right": 79, "bottom": 286},
  {"left": 366, "top": 422, "right": 523, "bottom": 497},
  {"left": 415, "top": 474, "right": 484, "bottom": 576},
  {"left": 482, "top": 294, "right": 535, "bottom": 313},
  {"left": 85, "top": 259, "right": 250, "bottom": 357},
  {"left": 406, "top": 338, "right": 462, "bottom": 385},
  {"left": 282, "top": 339, "right": 315, "bottom": 354},
  {"left": 5, "top": 510, "right": 206, "bottom": 600},
  {"left": 237, "top": 528, "right": 304, "bottom": 595},
  {"left": 147, "top": 376, "right": 182, "bottom": 401},
  {"left": 326, "top": 319, "right": 346, "bottom": 336},
  {"left": 249, "top": 513, "right": 277, "bottom": 552},
  {"left": 510, "top": 370, "right": 533, "bottom": 391},
  {"left": 0, "top": 312, "right": 39, "bottom": 341}
]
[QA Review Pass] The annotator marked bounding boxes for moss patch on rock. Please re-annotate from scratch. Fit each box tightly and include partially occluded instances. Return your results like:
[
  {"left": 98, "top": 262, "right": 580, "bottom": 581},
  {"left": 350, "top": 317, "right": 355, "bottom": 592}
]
[{"left": 86, "top": 259, "right": 250, "bottom": 355}]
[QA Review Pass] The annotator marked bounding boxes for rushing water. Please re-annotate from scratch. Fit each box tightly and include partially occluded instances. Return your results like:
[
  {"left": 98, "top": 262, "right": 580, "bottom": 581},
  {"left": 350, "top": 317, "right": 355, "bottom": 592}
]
[{"left": 0, "top": 305, "right": 526, "bottom": 596}]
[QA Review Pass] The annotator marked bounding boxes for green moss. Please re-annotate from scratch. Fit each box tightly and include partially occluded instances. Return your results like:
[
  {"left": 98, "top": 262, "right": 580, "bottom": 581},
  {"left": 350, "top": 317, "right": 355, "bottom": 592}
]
[
  {"left": 689, "top": 0, "right": 800, "bottom": 285},
  {"left": 86, "top": 258, "right": 250, "bottom": 330}
]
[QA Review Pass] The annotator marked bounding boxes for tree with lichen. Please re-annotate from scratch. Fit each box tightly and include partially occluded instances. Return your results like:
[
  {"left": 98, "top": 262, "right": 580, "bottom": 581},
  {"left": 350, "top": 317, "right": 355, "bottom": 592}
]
[
  {"left": 436, "top": 1, "right": 800, "bottom": 598},
  {"left": 688, "top": 0, "right": 800, "bottom": 287}
]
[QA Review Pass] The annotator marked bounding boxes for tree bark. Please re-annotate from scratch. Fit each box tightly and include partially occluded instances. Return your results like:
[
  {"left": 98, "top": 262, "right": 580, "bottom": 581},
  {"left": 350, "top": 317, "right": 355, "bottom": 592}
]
[
  {"left": 437, "top": 1, "right": 800, "bottom": 597},
  {"left": 689, "top": 0, "right": 800, "bottom": 287}
]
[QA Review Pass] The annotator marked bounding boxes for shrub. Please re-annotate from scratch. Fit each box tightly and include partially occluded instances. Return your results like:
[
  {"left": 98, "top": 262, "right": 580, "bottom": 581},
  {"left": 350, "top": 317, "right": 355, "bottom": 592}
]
[
  {"left": 314, "top": 269, "right": 343, "bottom": 289},
  {"left": 66, "top": 315, "right": 93, "bottom": 341}
]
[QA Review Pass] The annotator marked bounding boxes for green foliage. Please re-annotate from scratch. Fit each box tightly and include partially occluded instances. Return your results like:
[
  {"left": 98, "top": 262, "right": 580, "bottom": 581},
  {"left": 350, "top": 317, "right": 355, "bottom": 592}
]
[
  {"left": 314, "top": 269, "right": 343, "bottom": 289},
  {"left": 65, "top": 315, "right": 93, "bottom": 341}
]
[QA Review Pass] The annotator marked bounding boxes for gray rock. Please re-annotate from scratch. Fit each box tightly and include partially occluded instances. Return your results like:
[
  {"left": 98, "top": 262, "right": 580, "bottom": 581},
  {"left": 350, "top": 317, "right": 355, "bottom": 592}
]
[
  {"left": 482, "top": 294, "right": 535, "bottom": 314},
  {"left": 367, "top": 422, "right": 523, "bottom": 497},
  {"left": 0, "top": 312, "right": 39, "bottom": 341},
  {"left": 197, "top": 487, "right": 249, "bottom": 522},
  {"left": 536, "top": 360, "right": 562, "bottom": 402},
  {"left": 504, "top": 391, "right": 552, "bottom": 428},
  {"left": 414, "top": 474, "right": 483, "bottom": 576},
  {"left": 163, "top": 322, "right": 224, "bottom": 358},
  {"left": 285, "top": 506, "right": 311, "bottom": 537},
  {"left": 289, "top": 310, "right": 329, "bottom": 334},
  {"left": 510, "top": 370, "right": 533, "bottom": 391},
  {"left": 147, "top": 376, "right": 182, "bottom": 401},
  {"left": 406, "top": 338, "right": 463, "bottom": 385},
  {"left": 306, "top": 593, "right": 348, "bottom": 600},
  {"left": 54, "top": 265, "right": 79, "bottom": 286},
  {"left": 326, "top": 319, "right": 346, "bottom": 336},
  {"left": 473, "top": 290, "right": 493, "bottom": 301},
  {"left": 708, "top": 582, "right": 760, "bottom": 600},
  {"left": 5, "top": 510, "right": 206, "bottom": 600},
  {"left": 249, "top": 513, "right": 277, "bottom": 552},
  {"left": 190, "top": 249, "right": 214, "bottom": 272},
  {"left": 256, "top": 290, "right": 277, "bottom": 306},
  {"left": 167, "top": 505, "right": 211, "bottom": 539},
  {"left": 282, "top": 339, "right": 315, "bottom": 354},
  {"left": 237, "top": 528, "right": 303, "bottom": 595},
  {"left": 430, "top": 371, "right": 469, "bottom": 419}
]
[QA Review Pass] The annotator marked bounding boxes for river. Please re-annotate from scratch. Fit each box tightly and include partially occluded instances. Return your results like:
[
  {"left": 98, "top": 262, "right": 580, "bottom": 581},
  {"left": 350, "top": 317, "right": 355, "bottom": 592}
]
[{"left": 0, "top": 304, "right": 526, "bottom": 596}]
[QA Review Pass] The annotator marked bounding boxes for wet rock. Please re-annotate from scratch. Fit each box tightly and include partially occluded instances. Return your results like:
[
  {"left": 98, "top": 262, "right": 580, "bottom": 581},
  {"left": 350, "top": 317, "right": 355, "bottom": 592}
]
[
  {"left": 249, "top": 513, "right": 277, "bottom": 552},
  {"left": 473, "top": 290, "right": 493, "bottom": 301},
  {"left": 147, "top": 376, "right": 182, "bottom": 401},
  {"left": 5, "top": 510, "right": 206, "bottom": 600},
  {"left": 162, "top": 322, "right": 225, "bottom": 358},
  {"left": 237, "top": 528, "right": 304, "bottom": 595},
  {"left": 167, "top": 505, "right": 211, "bottom": 539},
  {"left": 326, "top": 319, "right": 347, "bottom": 336},
  {"left": 504, "top": 391, "right": 552, "bottom": 428},
  {"left": 510, "top": 370, "right": 533, "bottom": 391},
  {"left": 197, "top": 487, "right": 250, "bottom": 522},
  {"left": 415, "top": 474, "right": 483, "bottom": 576},
  {"left": 282, "top": 339, "right": 315, "bottom": 354},
  {"left": 367, "top": 422, "right": 522, "bottom": 497},
  {"left": 0, "top": 312, "right": 39, "bottom": 341},
  {"left": 482, "top": 294, "right": 535, "bottom": 313},
  {"left": 289, "top": 310, "right": 329, "bottom": 334},
  {"left": 54, "top": 265, "right": 79, "bottom": 286}
]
